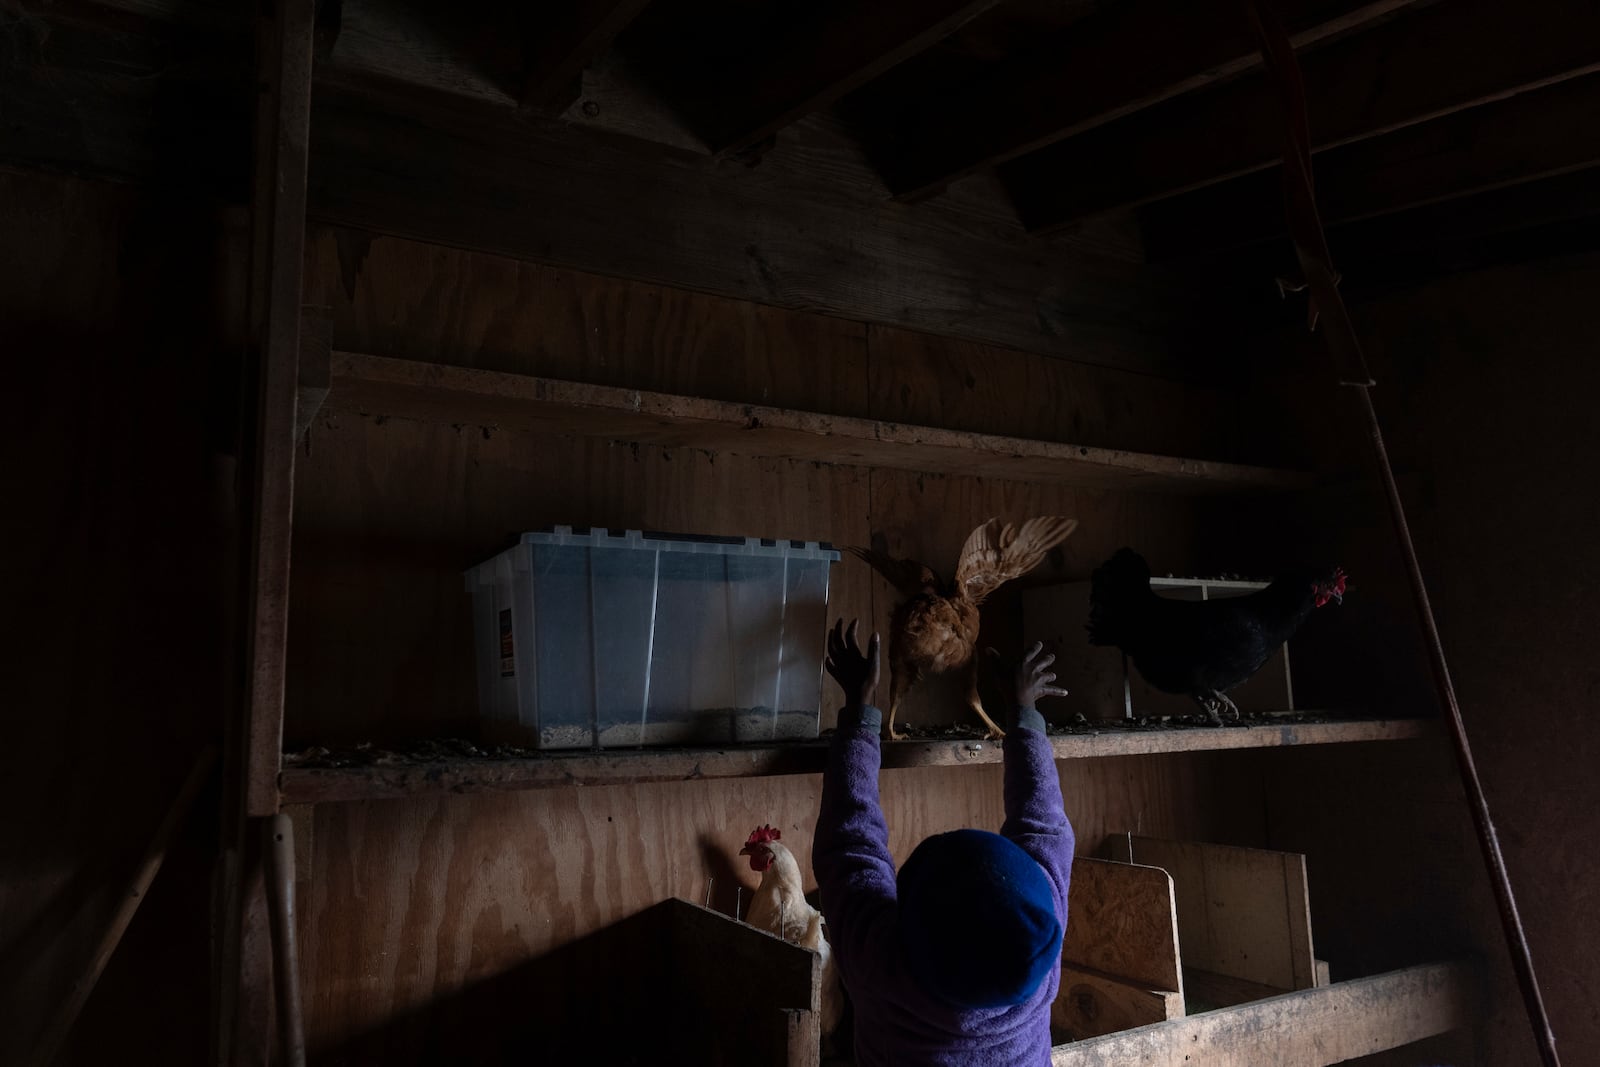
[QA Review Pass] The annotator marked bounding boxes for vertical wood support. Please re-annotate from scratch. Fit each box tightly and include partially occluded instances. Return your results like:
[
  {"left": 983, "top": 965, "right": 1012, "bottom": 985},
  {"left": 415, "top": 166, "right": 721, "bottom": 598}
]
[
  {"left": 217, "top": 0, "right": 315, "bottom": 1064},
  {"left": 264, "top": 815, "right": 306, "bottom": 1067}
]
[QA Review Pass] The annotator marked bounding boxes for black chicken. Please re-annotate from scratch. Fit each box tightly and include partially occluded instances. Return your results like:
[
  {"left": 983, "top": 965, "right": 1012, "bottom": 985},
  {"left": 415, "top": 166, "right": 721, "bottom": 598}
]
[{"left": 1087, "top": 548, "right": 1346, "bottom": 724}]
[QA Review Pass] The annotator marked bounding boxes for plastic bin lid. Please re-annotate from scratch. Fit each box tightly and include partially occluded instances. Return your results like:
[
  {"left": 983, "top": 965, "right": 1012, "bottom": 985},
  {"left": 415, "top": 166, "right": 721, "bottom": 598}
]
[{"left": 517, "top": 526, "right": 840, "bottom": 560}]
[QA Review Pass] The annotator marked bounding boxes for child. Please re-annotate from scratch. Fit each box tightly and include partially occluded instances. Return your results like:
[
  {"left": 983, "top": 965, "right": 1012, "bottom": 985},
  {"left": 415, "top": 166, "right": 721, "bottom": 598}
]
[{"left": 814, "top": 621, "right": 1073, "bottom": 1066}]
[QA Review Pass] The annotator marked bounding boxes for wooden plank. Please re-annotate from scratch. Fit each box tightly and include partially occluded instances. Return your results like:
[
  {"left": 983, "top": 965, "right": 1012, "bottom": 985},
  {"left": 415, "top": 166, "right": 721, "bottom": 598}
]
[
  {"left": 1063, "top": 858, "right": 1182, "bottom": 993},
  {"left": 1142, "top": 72, "right": 1600, "bottom": 262},
  {"left": 27, "top": 748, "right": 217, "bottom": 1067},
  {"left": 242, "top": 0, "right": 314, "bottom": 818},
  {"left": 1006, "top": 0, "right": 1600, "bottom": 231},
  {"left": 1054, "top": 964, "right": 1183, "bottom": 1042},
  {"left": 1049, "top": 962, "right": 1474, "bottom": 1067},
  {"left": 320, "top": 0, "right": 523, "bottom": 107},
  {"left": 220, "top": 1, "right": 314, "bottom": 1063},
  {"left": 323, "top": 352, "right": 1312, "bottom": 493},
  {"left": 303, "top": 87, "right": 1190, "bottom": 377},
  {"left": 629, "top": 0, "right": 1003, "bottom": 155},
  {"left": 1107, "top": 836, "right": 1317, "bottom": 992},
  {"left": 857, "top": 0, "right": 1425, "bottom": 201},
  {"left": 278, "top": 719, "right": 1433, "bottom": 805},
  {"left": 520, "top": 0, "right": 652, "bottom": 113},
  {"left": 295, "top": 305, "right": 331, "bottom": 441},
  {"left": 667, "top": 900, "right": 818, "bottom": 1064},
  {"left": 1183, "top": 966, "right": 1290, "bottom": 1011}
]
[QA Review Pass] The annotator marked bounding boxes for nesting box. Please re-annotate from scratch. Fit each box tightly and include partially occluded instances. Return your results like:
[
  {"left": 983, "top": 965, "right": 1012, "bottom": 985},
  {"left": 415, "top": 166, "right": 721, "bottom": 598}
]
[
  {"left": 467, "top": 527, "right": 839, "bottom": 748},
  {"left": 1022, "top": 577, "right": 1295, "bottom": 720}
]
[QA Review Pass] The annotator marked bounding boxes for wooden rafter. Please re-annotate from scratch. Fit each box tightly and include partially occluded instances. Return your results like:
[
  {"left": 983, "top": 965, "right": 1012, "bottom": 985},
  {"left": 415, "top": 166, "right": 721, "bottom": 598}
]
[
  {"left": 1006, "top": 0, "right": 1600, "bottom": 232},
  {"left": 1141, "top": 72, "right": 1600, "bottom": 262},
  {"left": 856, "top": 0, "right": 1426, "bottom": 202},
  {"left": 623, "top": 0, "right": 1002, "bottom": 156},
  {"left": 520, "top": 0, "right": 652, "bottom": 113}
]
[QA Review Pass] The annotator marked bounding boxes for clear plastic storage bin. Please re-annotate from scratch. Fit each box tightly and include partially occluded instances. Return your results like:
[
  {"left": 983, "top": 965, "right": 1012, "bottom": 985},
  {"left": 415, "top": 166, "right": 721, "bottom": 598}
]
[{"left": 466, "top": 528, "right": 839, "bottom": 749}]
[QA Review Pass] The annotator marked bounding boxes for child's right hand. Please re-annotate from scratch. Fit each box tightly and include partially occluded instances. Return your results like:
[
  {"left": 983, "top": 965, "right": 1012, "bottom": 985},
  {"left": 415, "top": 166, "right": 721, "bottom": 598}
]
[{"left": 825, "top": 619, "right": 880, "bottom": 710}]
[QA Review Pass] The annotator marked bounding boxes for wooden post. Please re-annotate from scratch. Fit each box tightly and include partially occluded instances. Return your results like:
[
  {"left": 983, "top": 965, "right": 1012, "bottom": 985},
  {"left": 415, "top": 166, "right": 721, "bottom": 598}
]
[
  {"left": 218, "top": 0, "right": 316, "bottom": 1064},
  {"left": 30, "top": 749, "right": 216, "bottom": 1067},
  {"left": 263, "top": 815, "right": 306, "bottom": 1067}
]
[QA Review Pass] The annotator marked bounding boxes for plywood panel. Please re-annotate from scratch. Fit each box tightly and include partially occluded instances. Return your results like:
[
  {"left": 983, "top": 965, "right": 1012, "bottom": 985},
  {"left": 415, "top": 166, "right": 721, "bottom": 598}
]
[
  {"left": 288, "top": 417, "right": 874, "bottom": 744},
  {"left": 302, "top": 226, "right": 872, "bottom": 417},
  {"left": 1053, "top": 965, "right": 1182, "bottom": 1042},
  {"left": 296, "top": 747, "right": 1273, "bottom": 1056},
  {"left": 1107, "top": 835, "right": 1316, "bottom": 992},
  {"left": 866, "top": 323, "right": 1260, "bottom": 463},
  {"left": 1063, "top": 858, "right": 1181, "bottom": 992}
]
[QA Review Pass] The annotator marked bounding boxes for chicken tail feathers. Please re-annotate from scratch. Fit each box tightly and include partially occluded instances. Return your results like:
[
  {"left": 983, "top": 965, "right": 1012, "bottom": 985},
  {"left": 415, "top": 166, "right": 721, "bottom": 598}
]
[
  {"left": 955, "top": 516, "right": 1079, "bottom": 606},
  {"left": 1087, "top": 548, "right": 1152, "bottom": 647}
]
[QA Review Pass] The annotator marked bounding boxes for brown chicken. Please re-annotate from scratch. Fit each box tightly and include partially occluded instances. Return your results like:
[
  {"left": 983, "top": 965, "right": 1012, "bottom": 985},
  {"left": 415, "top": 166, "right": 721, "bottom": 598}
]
[{"left": 847, "top": 517, "right": 1079, "bottom": 740}]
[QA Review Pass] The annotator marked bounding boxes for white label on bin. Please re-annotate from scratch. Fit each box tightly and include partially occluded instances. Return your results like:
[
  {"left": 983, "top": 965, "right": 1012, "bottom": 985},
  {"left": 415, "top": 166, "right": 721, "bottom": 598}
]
[{"left": 499, "top": 609, "right": 514, "bottom": 677}]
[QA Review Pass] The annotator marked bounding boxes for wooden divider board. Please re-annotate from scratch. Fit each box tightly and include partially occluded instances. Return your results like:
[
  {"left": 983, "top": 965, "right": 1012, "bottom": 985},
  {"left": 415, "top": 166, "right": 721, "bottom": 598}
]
[
  {"left": 1055, "top": 857, "right": 1185, "bottom": 1041},
  {"left": 1107, "top": 834, "right": 1316, "bottom": 992},
  {"left": 1063, "top": 857, "right": 1182, "bottom": 992}
]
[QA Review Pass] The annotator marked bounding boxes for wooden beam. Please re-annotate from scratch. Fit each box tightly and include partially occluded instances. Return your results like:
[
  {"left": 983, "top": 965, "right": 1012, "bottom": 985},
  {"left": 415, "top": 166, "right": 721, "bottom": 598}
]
[
  {"left": 1049, "top": 962, "right": 1475, "bottom": 1067},
  {"left": 301, "top": 90, "right": 1191, "bottom": 374},
  {"left": 520, "top": 0, "right": 651, "bottom": 113},
  {"left": 625, "top": 0, "right": 1002, "bottom": 156},
  {"left": 1006, "top": 0, "right": 1600, "bottom": 231},
  {"left": 1054, "top": 965, "right": 1183, "bottom": 1042},
  {"left": 277, "top": 718, "right": 1434, "bottom": 806},
  {"left": 1141, "top": 72, "right": 1600, "bottom": 262},
  {"left": 218, "top": 2, "right": 313, "bottom": 1063},
  {"left": 322, "top": 352, "right": 1313, "bottom": 493},
  {"left": 858, "top": 0, "right": 1425, "bottom": 202}
]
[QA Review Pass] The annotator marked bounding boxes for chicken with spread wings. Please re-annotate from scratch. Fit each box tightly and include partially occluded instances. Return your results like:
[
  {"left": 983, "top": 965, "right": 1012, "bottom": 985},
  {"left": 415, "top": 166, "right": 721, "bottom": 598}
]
[{"left": 847, "top": 517, "right": 1079, "bottom": 740}]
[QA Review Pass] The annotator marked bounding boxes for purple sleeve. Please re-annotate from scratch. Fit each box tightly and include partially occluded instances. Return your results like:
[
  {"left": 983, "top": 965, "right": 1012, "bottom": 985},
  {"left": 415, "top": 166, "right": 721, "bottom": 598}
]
[
  {"left": 814, "top": 708, "right": 899, "bottom": 987},
  {"left": 1001, "top": 724, "right": 1074, "bottom": 925}
]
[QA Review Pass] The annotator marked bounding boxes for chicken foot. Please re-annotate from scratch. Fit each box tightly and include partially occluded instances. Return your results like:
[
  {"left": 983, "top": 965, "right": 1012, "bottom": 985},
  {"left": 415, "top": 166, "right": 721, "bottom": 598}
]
[
  {"left": 1195, "top": 690, "right": 1242, "bottom": 726},
  {"left": 884, "top": 666, "right": 916, "bottom": 741},
  {"left": 967, "top": 663, "right": 1006, "bottom": 740}
]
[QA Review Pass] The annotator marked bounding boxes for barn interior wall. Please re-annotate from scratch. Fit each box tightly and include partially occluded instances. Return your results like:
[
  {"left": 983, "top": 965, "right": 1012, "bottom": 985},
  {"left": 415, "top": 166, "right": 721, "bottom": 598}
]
[
  {"left": 287, "top": 226, "right": 1296, "bottom": 1058},
  {"left": 0, "top": 167, "right": 227, "bottom": 1065},
  {"left": 1245, "top": 253, "right": 1600, "bottom": 1065}
]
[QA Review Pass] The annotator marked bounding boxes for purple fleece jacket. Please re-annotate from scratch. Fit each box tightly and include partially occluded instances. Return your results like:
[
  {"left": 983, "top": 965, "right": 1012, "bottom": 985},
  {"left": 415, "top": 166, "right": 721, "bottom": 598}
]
[{"left": 814, "top": 707, "right": 1074, "bottom": 1067}]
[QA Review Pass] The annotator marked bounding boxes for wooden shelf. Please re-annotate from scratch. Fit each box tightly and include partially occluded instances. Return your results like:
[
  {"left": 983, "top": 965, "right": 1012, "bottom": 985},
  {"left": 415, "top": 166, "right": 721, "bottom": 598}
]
[
  {"left": 279, "top": 716, "right": 1432, "bottom": 805},
  {"left": 323, "top": 352, "right": 1314, "bottom": 494},
  {"left": 1050, "top": 961, "right": 1473, "bottom": 1066}
]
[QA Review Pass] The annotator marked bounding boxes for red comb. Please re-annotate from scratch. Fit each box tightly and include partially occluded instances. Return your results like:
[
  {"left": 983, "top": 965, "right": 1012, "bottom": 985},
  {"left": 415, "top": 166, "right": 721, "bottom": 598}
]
[{"left": 745, "top": 824, "right": 781, "bottom": 846}]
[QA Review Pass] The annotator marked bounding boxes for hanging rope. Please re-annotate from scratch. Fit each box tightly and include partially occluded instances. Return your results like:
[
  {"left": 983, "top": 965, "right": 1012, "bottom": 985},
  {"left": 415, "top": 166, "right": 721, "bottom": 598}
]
[{"left": 1242, "top": 4, "right": 1560, "bottom": 1064}]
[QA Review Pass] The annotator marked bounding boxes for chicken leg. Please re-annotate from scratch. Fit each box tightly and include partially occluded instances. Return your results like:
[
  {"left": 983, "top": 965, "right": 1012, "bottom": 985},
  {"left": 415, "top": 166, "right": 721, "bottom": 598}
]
[
  {"left": 885, "top": 664, "right": 917, "bottom": 741},
  {"left": 967, "top": 661, "right": 1006, "bottom": 740}
]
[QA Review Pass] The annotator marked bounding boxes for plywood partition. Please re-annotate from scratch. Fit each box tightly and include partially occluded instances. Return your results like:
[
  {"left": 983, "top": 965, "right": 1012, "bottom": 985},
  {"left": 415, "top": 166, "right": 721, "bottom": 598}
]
[
  {"left": 1107, "top": 835, "right": 1317, "bottom": 993},
  {"left": 1054, "top": 858, "right": 1185, "bottom": 1041}
]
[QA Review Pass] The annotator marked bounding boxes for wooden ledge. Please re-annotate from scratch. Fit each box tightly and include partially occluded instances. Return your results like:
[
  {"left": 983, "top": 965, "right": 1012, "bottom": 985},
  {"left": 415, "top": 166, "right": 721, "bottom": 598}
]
[
  {"left": 279, "top": 716, "right": 1432, "bottom": 805},
  {"left": 322, "top": 352, "right": 1313, "bottom": 494}
]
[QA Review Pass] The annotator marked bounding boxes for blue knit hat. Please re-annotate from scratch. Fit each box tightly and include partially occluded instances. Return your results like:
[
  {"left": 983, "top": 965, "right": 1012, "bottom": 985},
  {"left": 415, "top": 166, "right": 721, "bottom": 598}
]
[{"left": 897, "top": 829, "right": 1063, "bottom": 1010}]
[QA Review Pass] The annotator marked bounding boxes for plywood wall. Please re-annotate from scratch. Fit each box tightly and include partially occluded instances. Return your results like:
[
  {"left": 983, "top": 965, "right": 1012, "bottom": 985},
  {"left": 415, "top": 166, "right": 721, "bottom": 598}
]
[
  {"left": 289, "top": 227, "right": 1284, "bottom": 1058},
  {"left": 1246, "top": 254, "right": 1600, "bottom": 1066}
]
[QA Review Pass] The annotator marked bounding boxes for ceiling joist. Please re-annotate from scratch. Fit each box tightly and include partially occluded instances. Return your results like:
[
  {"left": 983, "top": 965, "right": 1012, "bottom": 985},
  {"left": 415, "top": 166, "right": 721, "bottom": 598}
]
[
  {"left": 1005, "top": 0, "right": 1600, "bottom": 233},
  {"left": 622, "top": 0, "right": 1002, "bottom": 157},
  {"left": 853, "top": 0, "right": 1427, "bottom": 203},
  {"left": 1139, "top": 71, "right": 1600, "bottom": 262},
  {"left": 520, "top": 0, "right": 653, "bottom": 114}
]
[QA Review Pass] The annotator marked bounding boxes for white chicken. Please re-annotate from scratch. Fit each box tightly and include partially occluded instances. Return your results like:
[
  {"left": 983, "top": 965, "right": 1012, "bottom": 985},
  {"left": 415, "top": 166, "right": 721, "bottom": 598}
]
[{"left": 739, "top": 825, "right": 844, "bottom": 1039}]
